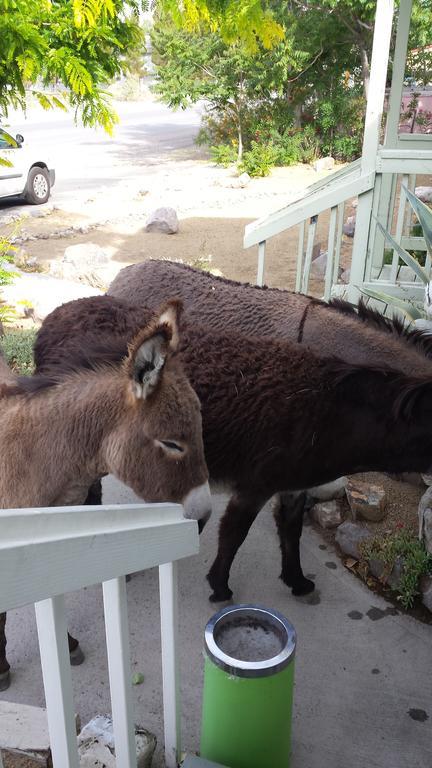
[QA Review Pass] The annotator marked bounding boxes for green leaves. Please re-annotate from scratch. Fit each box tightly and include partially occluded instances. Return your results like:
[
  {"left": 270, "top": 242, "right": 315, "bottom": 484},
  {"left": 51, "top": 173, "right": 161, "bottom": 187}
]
[
  {"left": 0, "top": 0, "right": 143, "bottom": 132},
  {"left": 375, "top": 219, "right": 429, "bottom": 285}
]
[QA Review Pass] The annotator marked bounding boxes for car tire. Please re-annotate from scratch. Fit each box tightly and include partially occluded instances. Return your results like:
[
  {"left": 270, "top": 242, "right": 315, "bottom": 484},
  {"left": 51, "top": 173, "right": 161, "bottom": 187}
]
[{"left": 25, "top": 166, "right": 50, "bottom": 204}]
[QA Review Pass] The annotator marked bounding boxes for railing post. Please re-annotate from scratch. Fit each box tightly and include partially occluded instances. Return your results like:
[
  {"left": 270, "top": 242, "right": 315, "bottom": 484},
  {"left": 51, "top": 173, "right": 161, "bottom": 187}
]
[
  {"left": 257, "top": 241, "right": 266, "bottom": 286},
  {"left": 159, "top": 561, "right": 181, "bottom": 768},
  {"left": 103, "top": 576, "right": 137, "bottom": 768},
  {"left": 35, "top": 595, "right": 79, "bottom": 768}
]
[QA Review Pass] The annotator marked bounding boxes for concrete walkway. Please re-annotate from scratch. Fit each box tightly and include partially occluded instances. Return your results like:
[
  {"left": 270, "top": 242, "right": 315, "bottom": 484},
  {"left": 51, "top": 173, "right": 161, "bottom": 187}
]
[{"left": 1, "top": 476, "right": 431, "bottom": 767}]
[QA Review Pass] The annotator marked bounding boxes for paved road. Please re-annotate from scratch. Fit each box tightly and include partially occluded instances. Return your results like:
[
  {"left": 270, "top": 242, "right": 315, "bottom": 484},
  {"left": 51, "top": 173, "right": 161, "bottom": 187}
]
[{"left": 1, "top": 99, "right": 202, "bottom": 211}]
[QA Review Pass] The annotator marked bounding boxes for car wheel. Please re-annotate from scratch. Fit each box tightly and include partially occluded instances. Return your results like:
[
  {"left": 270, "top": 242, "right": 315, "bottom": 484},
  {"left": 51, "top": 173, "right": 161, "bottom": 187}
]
[{"left": 25, "top": 167, "right": 50, "bottom": 204}]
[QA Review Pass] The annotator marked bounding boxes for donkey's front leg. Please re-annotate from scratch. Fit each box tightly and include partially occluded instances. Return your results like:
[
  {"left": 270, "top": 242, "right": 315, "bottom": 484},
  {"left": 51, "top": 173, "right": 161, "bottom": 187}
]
[
  {"left": 207, "top": 492, "right": 266, "bottom": 603},
  {"left": 273, "top": 491, "right": 314, "bottom": 595},
  {"left": 0, "top": 612, "right": 10, "bottom": 691}
]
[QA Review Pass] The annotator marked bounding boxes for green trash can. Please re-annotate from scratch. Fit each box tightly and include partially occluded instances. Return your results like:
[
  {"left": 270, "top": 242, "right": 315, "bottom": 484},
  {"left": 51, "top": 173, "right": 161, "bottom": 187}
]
[{"left": 200, "top": 604, "right": 296, "bottom": 768}]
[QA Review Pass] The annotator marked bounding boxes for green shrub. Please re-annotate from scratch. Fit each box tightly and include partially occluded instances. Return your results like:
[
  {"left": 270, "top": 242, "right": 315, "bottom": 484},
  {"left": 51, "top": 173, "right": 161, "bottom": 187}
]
[
  {"left": 210, "top": 143, "right": 238, "bottom": 167},
  {"left": 1, "top": 328, "right": 37, "bottom": 376},
  {"left": 331, "top": 135, "right": 362, "bottom": 162},
  {"left": 360, "top": 528, "right": 432, "bottom": 609},
  {"left": 238, "top": 141, "right": 278, "bottom": 177}
]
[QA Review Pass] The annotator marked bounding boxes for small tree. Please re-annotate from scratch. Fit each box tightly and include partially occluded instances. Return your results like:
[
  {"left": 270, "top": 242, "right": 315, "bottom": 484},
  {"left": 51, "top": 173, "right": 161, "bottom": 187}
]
[{"left": 0, "top": 0, "right": 145, "bottom": 133}]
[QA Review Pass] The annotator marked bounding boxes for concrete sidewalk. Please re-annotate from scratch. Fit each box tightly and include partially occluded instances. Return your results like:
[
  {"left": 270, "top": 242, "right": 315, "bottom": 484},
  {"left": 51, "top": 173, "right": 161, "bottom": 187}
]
[{"left": 1, "top": 476, "right": 431, "bottom": 767}]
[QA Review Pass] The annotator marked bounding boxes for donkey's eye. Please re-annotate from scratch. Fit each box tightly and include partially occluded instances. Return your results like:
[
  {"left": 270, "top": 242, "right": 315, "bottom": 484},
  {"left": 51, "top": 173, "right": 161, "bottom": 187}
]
[{"left": 157, "top": 439, "right": 185, "bottom": 454}]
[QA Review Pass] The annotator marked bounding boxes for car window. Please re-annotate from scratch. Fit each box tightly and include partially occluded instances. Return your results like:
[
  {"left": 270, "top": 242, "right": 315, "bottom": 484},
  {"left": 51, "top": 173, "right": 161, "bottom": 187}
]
[{"left": 0, "top": 131, "right": 16, "bottom": 149}]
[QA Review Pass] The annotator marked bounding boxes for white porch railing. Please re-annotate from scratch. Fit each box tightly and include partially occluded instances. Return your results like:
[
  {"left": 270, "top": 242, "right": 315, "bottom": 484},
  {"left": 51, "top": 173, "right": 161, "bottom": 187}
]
[
  {"left": 243, "top": 0, "right": 432, "bottom": 307},
  {"left": 0, "top": 502, "right": 199, "bottom": 768}
]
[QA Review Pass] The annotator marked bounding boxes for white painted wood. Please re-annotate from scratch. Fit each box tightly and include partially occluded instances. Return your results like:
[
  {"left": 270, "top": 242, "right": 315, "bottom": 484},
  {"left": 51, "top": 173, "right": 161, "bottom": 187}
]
[
  {"left": 324, "top": 207, "right": 337, "bottom": 300},
  {"left": 296, "top": 221, "right": 305, "bottom": 292},
  {"left": 400, "top": 236, "right": 427, "bottom": 252},
  {"left": 159, "top": 562, "right": 181, "bottom": 768},
  {"left": 385, "top": 0, "right": 413, "bottom": 147},
  {"left": 332, "top": 202, "right": 345, "bottom": 286},
  {"left": 390, "top": 174, "right": 409, "bottom": 282},
  {"left": 35, "top": 596, "right": 79, "bottom": 768},
  {"left": 0, "top": 750, "right": 3, "bottom": 768},
  {"left": 376, "top": 157, "right": 432, "bottom": 174},
  {"left": 103, "top": 577, "right": 137, "bottom": 768},
  {"left": 301, "top": 216, "right": 318, "bottom": 294},
  {"left": 256, "top": 241, "right": 266, "bottom": 286},
  {"left": 244, "top": 170, "right": 374, "bottom": 248},
  {"left": 348, "top": 0, "right": 395, "bottom": 302},
  {"left": 0, "top": 504, "right": 199, "bottom": 612}
]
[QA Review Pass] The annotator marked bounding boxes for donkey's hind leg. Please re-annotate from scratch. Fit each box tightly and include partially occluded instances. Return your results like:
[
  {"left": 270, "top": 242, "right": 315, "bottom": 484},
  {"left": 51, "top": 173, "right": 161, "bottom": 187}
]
[
  {"left": 0, "top": 612, "right": 10, "bottom": 691},
  {"left": 207, "top": 492, "right": 266, "bottom": 603},
  {"left": 273, "top": 491, "right": 314, "bottom": 596}
]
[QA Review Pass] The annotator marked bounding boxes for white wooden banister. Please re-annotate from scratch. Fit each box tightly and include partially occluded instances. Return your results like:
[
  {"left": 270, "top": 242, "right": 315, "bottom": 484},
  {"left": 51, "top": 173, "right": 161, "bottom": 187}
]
[{"left": 0, "top": 502, "right": 199, "bottom": 768}]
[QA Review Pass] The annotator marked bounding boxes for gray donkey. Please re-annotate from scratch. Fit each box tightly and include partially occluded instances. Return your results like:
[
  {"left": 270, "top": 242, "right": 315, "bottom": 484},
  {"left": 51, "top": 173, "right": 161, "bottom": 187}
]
[{"left": 0, "top": 300, "right": 211, "bottom": 691}]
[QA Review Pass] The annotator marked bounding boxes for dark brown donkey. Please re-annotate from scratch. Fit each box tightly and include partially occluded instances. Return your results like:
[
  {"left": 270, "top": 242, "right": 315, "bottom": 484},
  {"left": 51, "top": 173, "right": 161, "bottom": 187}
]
[
  {"left": 107, "top": 260, "right": 432, "bottom": 585},
  {"left": 0, "top": 301, "right": 211, "bottom": 691},
  {"left": 35, "top": 295, "right": 432, "bottom": 605}
]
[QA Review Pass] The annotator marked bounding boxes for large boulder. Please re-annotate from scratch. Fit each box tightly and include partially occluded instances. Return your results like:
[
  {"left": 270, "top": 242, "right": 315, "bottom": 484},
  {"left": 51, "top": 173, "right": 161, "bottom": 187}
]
[
  {"left": 50, "top": 243, "right": 109, "bottom": 289},
  {"left": 414, "top": 186, "right": 432, "bottom": 203},
  {"left": 335, "top": 521, "right": 371, "bottom": 559},
  {"left": 345, "top": 479, "right": 387, "bottom": 522},
  {"left": 145, "top": 207, "right": 179, "bottom": 234},
  {"left": 313, "top": 156, "right": 335, "bottom": 172},
  {"left": 2, "top": 270, "right": 102, "bottom": 322}
]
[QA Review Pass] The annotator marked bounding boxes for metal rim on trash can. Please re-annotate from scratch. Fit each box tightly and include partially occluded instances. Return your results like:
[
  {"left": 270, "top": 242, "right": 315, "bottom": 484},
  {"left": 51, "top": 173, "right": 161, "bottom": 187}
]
[{"left": 204, "top": 604, "right": 296, "bottom": 678}]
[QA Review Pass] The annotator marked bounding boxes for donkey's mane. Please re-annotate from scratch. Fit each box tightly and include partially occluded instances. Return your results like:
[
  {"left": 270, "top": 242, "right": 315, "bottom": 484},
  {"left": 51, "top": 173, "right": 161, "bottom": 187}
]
[
  {"left": 5, "top": 341, "right": 129, "bottom": 398},
  {"left": 328, "top": 297, "right": 432, "bottom": 359}
]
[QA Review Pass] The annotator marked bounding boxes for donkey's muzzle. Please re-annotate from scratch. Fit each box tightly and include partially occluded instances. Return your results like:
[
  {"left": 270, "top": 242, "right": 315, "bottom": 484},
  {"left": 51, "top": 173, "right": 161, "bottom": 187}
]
[{"left": 183, "top": 481, "right": 212, "bottom": 531}]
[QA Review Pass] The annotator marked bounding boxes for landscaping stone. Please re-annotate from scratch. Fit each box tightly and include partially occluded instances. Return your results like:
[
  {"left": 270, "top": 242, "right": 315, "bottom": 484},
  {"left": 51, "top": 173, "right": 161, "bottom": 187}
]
[
  {"left": 2, "top": 269, "right": 102, "bottom": 321},
  {"left": 145, "top": 206, "right": 179, "bottom": 234},
  {"left": 420, "top": 575, "right": 432, "bottom": 612},
  {"left": 310, "top": 250, "right": 328, "bottom": 278},
  {"left": 49, "top": 242, "right": 109, "bottom": 289},
  {"left": 343, "top": 214, "right": 356, "bottom": 237},
  {"left": 310, "top": 500, "right": 344, "bottom": 529},
  {"left": 313, "top": 156, "right": 335, "bottom": 172},
  {"left": 78, "top": 715, "right": 156, "bottom": 768},
  {"left": 345, "top": 479, "right": 386, "bottom": 522},
  {"left": 335, "top": 521, "right": 371, "bottom": 559},
  {"left": 228, "top": 172, "right": 251, "bottom": 188},
  {"left": 421, "top": 473, "right": 432, "bottom": 486},
  {"left": 415, "top": 186, "right": 432, "bottom": 203},
  {"left": 309, "top": 476, "right": 348, "bottom": 501},
  {"left": 418, "top": 486, "right": 432, "bottom": 552}
]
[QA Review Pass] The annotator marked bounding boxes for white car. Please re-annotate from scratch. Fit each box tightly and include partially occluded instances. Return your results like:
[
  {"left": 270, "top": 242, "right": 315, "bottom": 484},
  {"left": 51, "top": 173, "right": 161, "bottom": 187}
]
[{"left": 0, "top": 129, "right": 55, "bottom": 204}]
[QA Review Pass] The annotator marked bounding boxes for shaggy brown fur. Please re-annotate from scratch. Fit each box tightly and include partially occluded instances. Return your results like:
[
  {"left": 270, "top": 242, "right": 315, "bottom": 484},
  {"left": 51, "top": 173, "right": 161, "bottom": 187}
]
[
  {"left": 108, "top": 260, "right": 432, "bottom": 376},
  {"left": 0, "top": 302, "right": 210, "bottom": 689},
  {"left": 35, "top": 295, "right": 432, "bottom": 605}
]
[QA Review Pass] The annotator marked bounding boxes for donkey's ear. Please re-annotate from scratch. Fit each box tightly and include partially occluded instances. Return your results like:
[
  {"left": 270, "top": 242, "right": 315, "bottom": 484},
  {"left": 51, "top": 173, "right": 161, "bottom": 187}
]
[
  {"left": 130, "top": 328, "right": 170, "bottom": 400},
  {"left": 157, "top": 298, "right": 182, "bottom": 351}
]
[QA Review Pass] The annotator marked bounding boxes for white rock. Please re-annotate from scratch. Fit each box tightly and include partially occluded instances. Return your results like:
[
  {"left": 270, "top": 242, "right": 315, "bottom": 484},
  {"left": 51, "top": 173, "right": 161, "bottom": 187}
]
[
  {"left": 78, "top": 715, "right": 156, "bottom": 768},
  {"left": 311, "top": 500, "right": 344, "bottom": 529},
  {"left": 2, "top": 270, "right": 102, "bottom": 322},
  {"left": 313, "top": 156, "right": 335, "bottom": 172},
  {"left": 145, "top": 207, "right": 179, "bottom": 234},
  {"left": 63, "top": 242, "right": 109, "bottom": 268},
  {"left": 309, "top": 477, "right": 348, "bottom": 501},
  {"left": 415, "top": 186, "right": 432, "bottom": 203},
  {"left": 340, "top": 268, "right": 351, "bottom": 284}
]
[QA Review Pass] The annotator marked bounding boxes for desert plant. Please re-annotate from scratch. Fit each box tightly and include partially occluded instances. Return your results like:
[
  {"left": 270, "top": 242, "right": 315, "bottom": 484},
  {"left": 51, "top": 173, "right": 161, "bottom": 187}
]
[
  {"left": 1, "top": 327, "right": 36, "bottom": 375},
  {"left": 238, "top": 141, "right": 278, "bottom": 177},
  {"left": 360, "top": 528, "right": 432, "bottom": 609}
]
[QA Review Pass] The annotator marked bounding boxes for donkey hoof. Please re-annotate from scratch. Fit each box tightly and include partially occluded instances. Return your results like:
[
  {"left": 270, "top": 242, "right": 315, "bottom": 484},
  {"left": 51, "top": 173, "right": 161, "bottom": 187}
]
[
  {"left": 292, "top": 578, "right": 315, "bottom": 596},
  {"left": 125, "top": 574, "right": 132, "bottom": 583},
  {"left": 209, "top": 587, "right": 233, "bottom": 603},
  {"left": 69, "top": 644, "right": 85, "bottom": 666},
  {"left": 0, "top": 669, "right": 11, "bottom": 691}
]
